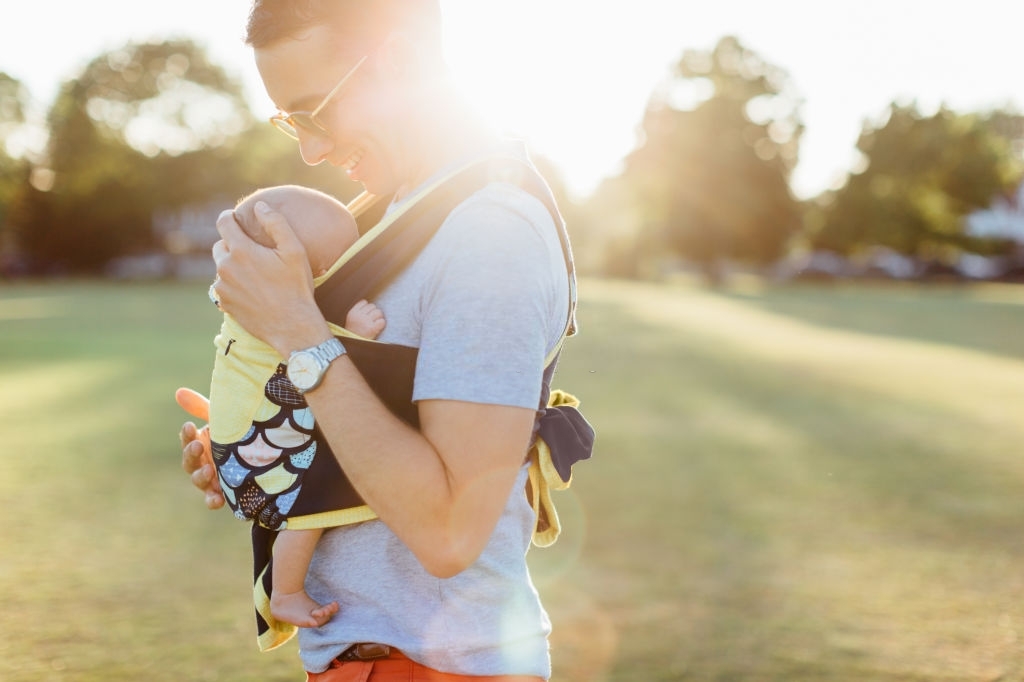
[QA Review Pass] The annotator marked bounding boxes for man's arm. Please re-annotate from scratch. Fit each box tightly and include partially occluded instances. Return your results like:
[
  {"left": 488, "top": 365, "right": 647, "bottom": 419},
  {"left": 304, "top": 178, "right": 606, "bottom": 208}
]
[
  {"left": 304, "top": 360, "right": 535, "bottom": 577},
  {"left": 210, "top": 201, "right": 541, "bottom": 577}
]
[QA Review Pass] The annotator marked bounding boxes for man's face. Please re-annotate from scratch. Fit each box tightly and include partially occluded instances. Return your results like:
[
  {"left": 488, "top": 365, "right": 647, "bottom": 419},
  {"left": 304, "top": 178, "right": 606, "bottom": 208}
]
[{"left": 255, "top": 24, "right": 411, "bottom": 197}]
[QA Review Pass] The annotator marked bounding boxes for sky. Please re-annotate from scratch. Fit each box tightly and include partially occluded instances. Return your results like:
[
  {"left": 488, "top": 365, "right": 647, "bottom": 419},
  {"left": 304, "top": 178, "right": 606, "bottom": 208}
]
[{"left": 2, "top": 0, "right": 1022, "bottom": 200}]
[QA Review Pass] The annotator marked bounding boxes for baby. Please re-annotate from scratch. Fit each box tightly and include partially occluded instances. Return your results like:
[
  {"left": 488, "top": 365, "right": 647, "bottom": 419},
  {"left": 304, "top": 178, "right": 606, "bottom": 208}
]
[{"left": 210, "top": 185, "right": 383, "bottom": 630}]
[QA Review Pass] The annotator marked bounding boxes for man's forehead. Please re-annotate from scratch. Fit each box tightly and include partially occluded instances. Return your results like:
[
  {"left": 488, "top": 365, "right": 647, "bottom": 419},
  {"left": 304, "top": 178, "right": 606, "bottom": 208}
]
[{"left": 254, "top": 24, "right": 364, "bottom": 110}]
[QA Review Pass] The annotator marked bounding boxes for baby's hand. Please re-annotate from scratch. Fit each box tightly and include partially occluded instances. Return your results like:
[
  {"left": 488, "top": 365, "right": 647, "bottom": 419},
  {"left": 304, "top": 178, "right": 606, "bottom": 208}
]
[{"left": 345, "top": 299, "right": 386, "bottom": 340}]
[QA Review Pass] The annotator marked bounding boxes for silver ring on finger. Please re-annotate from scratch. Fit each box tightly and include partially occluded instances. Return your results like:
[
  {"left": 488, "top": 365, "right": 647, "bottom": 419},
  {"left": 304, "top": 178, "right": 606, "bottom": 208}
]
[{"left": 208, "top": 280, "right": 221, "bottom": 308}]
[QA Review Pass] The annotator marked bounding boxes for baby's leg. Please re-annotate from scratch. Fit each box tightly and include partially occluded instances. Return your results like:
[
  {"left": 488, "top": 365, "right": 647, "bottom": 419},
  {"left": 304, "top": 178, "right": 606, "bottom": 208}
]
[
  {"left": 271, "top": 528, "right": 339, "bottom": 628},
  {"left": 345, "top": 299, "right": 386, "bottom": 339}
]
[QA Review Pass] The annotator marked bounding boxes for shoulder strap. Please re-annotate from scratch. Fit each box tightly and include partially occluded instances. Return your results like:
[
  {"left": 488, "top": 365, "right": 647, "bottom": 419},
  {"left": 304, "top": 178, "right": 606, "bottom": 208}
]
[{"left": 314, "top": 156, "right": 577, "bottom": 339}]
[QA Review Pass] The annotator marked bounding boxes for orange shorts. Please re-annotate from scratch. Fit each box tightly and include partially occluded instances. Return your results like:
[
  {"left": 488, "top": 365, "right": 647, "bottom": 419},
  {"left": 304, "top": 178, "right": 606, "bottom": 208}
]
[{"left": 305, "top": 648, "right": 545, "bottom": 682}]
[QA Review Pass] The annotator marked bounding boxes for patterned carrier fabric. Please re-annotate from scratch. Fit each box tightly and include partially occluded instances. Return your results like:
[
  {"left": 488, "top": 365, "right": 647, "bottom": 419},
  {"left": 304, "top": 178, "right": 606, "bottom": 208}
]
[{"left": 211, "top": 367, "right": 318, "bottom": 531}]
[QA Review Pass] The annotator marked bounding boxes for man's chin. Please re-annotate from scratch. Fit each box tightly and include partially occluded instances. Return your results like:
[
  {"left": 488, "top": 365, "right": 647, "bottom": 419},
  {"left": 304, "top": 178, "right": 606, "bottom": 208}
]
[{"left": 357, "top": 175, "right": 398, "bottom": 199}]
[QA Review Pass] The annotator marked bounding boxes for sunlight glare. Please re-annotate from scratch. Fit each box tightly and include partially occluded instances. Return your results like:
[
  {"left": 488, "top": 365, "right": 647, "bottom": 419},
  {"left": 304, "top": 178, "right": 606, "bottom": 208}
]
[{"left": 441, "top": 1, "right": 667, "bottom": 197}]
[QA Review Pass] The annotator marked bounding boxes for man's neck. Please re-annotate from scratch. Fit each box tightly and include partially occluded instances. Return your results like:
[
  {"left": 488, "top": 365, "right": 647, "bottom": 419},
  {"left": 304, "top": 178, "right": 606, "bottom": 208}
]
[{"left": 394, "top": 89, "right": 501, "bottom": 200}]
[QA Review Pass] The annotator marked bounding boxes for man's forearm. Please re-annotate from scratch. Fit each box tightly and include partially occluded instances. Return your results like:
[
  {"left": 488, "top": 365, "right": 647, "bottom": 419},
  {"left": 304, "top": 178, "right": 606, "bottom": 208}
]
[{"left": 302, "top": 356, "right": 533, "bottom": 578}]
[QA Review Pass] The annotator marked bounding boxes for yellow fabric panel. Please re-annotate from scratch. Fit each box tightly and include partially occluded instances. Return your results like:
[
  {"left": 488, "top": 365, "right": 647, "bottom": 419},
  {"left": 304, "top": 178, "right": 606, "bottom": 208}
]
[
  {"left": 209, "top": 315, "right": 280, "bottom": 444},
  {"left": 209, "top": 315, "right": 347, "bottom": 444},
  {"left": 254, "top": 465, "right": 298, "bottom": 496}
]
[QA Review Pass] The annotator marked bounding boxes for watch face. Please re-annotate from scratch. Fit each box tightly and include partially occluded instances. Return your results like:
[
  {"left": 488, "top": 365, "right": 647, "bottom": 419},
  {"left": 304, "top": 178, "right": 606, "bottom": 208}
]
[{"left": 287, "top": 351, "right": 321, "bottom": 391}]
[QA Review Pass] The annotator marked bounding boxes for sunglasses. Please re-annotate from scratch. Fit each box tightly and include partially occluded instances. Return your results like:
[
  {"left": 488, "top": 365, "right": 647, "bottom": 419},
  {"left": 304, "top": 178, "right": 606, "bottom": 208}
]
[{"left": 269, "top": 55, "right": 370, "bottom": 140}]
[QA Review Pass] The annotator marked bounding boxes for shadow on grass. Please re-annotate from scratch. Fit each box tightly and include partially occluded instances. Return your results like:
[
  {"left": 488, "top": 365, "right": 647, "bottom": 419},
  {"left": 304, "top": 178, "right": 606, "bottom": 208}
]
[
  {"left": 569, "top": 291, "right": 1024, "bottom": 548},
  {"left": 7, "top": 281, "right": 1022, "bottom": 681},
  {"left": 553, "top": 291, "right": 1024, "bottom": 680},
  {"left": 720, "top": 282, "right": 1024, "bottom": 363}
]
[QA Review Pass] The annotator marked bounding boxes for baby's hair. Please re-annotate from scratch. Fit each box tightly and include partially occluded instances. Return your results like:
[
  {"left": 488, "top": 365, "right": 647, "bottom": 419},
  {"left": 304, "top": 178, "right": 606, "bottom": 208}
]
[
  {"left": 233, "top": 189, "right": 274, "bottom": 247},
  {"left": 233, "top": 184, "right": 347, "bottom": 246},
  {"left": 231, "top": 185, "right": 359, "bottom": 276}
]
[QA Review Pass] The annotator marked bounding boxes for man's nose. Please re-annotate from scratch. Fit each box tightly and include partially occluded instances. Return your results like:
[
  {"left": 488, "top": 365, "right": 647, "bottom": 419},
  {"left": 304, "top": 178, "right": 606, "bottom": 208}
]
[{"left": 298, "top": 131, "right": 333, "bottom": 166}]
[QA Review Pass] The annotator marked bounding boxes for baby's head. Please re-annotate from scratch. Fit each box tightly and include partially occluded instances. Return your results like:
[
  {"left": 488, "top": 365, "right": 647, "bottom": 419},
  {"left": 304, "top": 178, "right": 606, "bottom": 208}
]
[{"left": 233, "top": 185, "right": 359, "bottom": 277}]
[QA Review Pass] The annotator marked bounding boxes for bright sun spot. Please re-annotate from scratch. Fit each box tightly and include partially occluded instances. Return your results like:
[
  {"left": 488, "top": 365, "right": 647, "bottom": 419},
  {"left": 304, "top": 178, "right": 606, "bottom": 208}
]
[
  {"left": 3, "top": 0, "right": 1023, "bottom": 200},
  {"left": 440, "top": 1, "right": 664, "bottom": 198}
]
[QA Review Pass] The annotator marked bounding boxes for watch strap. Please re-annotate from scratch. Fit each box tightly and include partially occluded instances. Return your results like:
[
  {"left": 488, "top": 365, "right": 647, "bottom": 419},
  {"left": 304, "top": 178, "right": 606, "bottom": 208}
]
[{"left": 310, "top": 337, "right": 346, "bottom": 365}]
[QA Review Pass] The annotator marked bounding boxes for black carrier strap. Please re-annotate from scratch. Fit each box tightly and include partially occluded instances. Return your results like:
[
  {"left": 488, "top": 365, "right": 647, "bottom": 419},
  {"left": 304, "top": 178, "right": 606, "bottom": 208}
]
[
  {"left": 310, "top": 156, "right": 576, "bottom": 433},
  {"left": 284, "top": 156, "right": 575, "bottom": 519},
  {"left": 315, "top": 156, "right": 574, "bottom": 325}
]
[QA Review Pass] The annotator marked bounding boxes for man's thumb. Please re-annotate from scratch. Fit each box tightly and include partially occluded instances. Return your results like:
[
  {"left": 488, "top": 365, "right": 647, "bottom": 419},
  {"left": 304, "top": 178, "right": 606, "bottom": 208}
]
[
  {"left": 254, "top": 200, "right": 297, "bottom": 249},
  {"left": 175, "top": 387, "right": 210, "bottom": 422}
]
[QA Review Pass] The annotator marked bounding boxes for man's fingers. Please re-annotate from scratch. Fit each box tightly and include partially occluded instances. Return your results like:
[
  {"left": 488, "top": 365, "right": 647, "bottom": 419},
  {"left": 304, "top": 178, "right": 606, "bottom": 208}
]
[
  {"left": 182, "top": 437, "right": 206, "bottom": 473},
  {"left": 185, "top": 449, "right": 224, "bottom": 509},
  {"left": 215, "top": 208, "right": 246, "bottom": 246},
  {"left": 212, "top": 239, "right": 228, "bottom": 268},
  {"left": 180, "top": 421, "right": 197, "bottom": 449},
  {"left": 191, "top": 462, "right": 214, "bottom": 487},
  {"left": 204, "top": 491, "right": 226, "bottom": 510},
  {"left": 253, "top": 201, "right": 302, "bottom": 255},
  {"left": 177, "top": 391, "right": 222, "bottom": 509}
]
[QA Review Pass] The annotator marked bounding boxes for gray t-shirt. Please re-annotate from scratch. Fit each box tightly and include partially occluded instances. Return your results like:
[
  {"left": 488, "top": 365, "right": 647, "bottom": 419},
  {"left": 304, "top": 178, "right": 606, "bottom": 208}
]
[{"left": 297, "top": 153, "right": 570, "bottom": 678}]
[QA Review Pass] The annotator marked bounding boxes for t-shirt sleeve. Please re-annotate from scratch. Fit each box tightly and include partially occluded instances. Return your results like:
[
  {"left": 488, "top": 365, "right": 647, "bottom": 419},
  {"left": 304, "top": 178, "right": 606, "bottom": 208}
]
[{"left": 411, "top": 185, "right": 564, "bottom": 409}]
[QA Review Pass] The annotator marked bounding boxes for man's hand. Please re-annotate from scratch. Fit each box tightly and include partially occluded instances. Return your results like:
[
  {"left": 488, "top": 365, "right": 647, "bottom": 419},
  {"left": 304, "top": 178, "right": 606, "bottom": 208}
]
[
  {"left": 212, "top": 203, "right": 330, "bottom": 358},
  {"left": 175, "top": 387, "right": 225, "bottom": 510}
]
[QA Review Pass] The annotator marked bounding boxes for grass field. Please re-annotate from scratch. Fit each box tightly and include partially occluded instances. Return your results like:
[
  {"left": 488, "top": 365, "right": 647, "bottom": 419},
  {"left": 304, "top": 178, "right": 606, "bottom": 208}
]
[{"left": 2, "top": 278, "right": 1023, "bottom": 681}]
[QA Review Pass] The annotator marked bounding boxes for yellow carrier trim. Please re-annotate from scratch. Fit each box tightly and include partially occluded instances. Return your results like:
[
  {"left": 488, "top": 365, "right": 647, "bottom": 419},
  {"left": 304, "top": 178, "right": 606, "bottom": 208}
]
[
  {"left": 285, "top": 504, "right": 378, "bottom": 530},
  {"left": 525, "top": 389, "right": 581, "bottom": 548}
]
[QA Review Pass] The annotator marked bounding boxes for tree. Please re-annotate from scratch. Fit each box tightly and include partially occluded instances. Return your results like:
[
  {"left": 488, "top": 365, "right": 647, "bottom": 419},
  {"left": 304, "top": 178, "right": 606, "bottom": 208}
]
[
  {"left": 807, "top": 104, "right": 1022, "bottom": 258},
  {"left": 0, "top": 72, "right": 31, "bottom": 273},
  {"left": 0, "top": 73, "right": 29, "bottom": 214},
  {"left": 615, "top": 36, "right": 804, "bottom": 281},
  {"left": 13, "top": 39, "right": 253, "bottom": 272}
]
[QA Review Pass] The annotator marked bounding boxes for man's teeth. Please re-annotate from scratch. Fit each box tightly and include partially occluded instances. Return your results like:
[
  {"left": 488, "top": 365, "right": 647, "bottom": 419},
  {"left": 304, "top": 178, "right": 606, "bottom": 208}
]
[{"left": 342, "top": 150, "right": 364, "bottom": 171}]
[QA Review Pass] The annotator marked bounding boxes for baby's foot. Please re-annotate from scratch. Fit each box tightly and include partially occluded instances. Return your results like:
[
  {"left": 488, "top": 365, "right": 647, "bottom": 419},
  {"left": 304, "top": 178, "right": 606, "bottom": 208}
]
[
  {"left": 345, "top": 299, "right": 386, "bottom": 339},
  {"left": 270, "top": 589, "right": 340, "bottom": 628}
]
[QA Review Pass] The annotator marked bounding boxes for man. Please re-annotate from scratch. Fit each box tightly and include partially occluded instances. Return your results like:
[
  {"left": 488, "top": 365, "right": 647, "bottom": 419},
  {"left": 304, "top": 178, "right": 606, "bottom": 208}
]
[{"left": 179, "top": 1, "right": 573, "bottom": 680}]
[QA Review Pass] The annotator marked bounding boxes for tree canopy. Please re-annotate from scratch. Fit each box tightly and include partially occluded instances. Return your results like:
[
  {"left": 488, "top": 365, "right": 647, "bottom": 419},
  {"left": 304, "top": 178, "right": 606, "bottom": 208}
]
[
  {"left": 807, "top": 104, "right": 1023, "bottom": 259},
  {"left": 5, "top": 40, "right": 254, "bottom": 271},
  {"left": 2, "top": 34, "right": 1023, "bottom": 278},
  {"left": 616, "top": 36, "right": 804, "bottom": 281},
  {"left": 0, "top": 73, "right": 29, "bottom": 257},
  {"left": 6, "top": 39, "right": 358, "bottom": 273}
]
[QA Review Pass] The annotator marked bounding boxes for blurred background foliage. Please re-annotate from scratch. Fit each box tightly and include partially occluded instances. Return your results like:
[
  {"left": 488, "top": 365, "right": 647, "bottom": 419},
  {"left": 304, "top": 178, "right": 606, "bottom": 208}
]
[{"left": 0, "top": 36, "right": 1022, "bottom": 280}]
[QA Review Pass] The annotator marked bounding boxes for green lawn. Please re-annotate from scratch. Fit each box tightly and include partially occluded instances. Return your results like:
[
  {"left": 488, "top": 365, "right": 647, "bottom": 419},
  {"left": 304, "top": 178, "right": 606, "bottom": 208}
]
[{"left": 2, "top": 279, "right": 1023, "bottom": 681}]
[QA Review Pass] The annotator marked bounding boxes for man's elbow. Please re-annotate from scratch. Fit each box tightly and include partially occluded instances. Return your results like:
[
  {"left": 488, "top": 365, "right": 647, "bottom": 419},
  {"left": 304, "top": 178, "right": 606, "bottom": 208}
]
[{"left": 415, "top": 536, "right": 485, "bottom": 579}]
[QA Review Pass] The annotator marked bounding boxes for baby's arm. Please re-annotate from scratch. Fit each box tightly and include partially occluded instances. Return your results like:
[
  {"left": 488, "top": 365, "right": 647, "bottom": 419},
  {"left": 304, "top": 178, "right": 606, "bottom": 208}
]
[{"left": 345, "top": 299, "right": 386, "bottom": 339}]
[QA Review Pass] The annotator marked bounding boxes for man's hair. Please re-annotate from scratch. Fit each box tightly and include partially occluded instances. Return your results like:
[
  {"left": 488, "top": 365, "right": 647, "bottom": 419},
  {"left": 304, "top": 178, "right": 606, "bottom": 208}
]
[{"left": 245, "top": 0, "right": 443, "bottom": 55}]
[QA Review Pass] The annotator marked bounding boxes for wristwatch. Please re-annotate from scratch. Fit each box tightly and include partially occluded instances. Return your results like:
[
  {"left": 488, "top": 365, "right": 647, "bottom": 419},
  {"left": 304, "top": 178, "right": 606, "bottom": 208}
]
[{"left": 286, "top": 337, "right": 346, "bottom": 394}]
